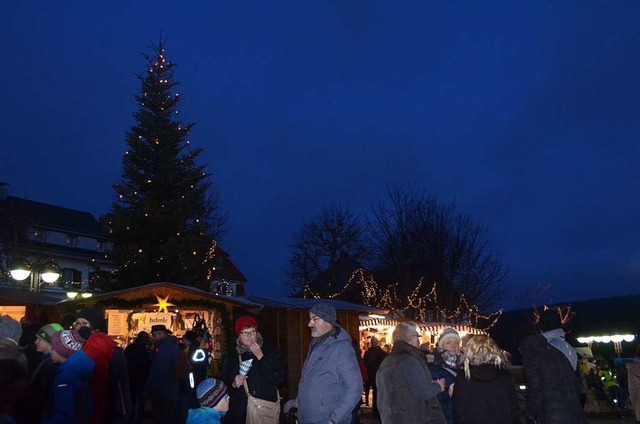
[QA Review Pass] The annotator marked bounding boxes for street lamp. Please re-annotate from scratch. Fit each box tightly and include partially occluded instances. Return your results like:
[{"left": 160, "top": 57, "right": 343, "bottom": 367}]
[
  {"left": 9, "top": 258, "right": 61, "bottom": 293},
  {"left": 66, "top": 288, "right": 93, "bottom": 299}
]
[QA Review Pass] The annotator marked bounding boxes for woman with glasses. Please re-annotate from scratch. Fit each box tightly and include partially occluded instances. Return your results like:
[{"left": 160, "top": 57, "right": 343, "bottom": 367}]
[{"left": 220, "top": 315, "right": 285, "bottom": 423}]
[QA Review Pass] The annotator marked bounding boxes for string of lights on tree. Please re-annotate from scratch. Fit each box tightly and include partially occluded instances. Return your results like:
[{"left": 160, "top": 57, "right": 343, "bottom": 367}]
[
  {"left": 304, "top": 268, "right": 503, "bottom": 330},
  {"left": 533, "top": 304, "right": 575, "bottom": 326},
  {"left": 104, "top": 41, "right": 219, "bottom": 289}
]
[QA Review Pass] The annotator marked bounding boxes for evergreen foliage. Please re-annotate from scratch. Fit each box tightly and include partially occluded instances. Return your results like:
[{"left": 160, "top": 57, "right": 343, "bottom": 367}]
[{"left": 104, "top": 41, "right": 226, "bottom": 290}]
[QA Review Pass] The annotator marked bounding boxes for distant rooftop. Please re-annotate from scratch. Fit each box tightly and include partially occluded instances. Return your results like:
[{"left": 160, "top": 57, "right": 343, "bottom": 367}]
[{"left": 0, "top": 195, "right": 105, "bottom": 237}]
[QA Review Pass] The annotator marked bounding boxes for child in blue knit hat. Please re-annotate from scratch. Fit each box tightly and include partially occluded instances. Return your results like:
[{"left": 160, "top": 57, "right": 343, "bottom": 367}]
[{"left": 187, "top": 378, "right": 229, "bottom": 423}]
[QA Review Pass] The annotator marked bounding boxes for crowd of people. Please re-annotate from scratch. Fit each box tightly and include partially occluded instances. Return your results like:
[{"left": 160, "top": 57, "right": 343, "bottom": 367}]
[{"left": 1, "top": 303, "right": 639, "bottom": 424}]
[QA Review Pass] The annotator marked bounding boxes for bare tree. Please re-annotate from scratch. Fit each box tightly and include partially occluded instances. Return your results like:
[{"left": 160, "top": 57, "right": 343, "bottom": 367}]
[
  {"left": 368, "top": 185, "right": 506, "bottom": 313},
  {"left": 284, "top": 205, "right": 369, "bottom": 299}
]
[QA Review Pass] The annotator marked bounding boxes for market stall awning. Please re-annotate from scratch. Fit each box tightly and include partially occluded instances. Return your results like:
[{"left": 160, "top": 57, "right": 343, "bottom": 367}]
[
  {"left": 0, "top": 286, "right": 62, "bottom": 306},
  {"left": 58, "top": 282, "right": 264, "bottom": 310}
]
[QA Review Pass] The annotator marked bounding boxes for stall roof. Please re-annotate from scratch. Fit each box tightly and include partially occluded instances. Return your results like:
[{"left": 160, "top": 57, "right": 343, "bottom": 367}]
[
  {"left": 59, "top": 282, "right": 264, "bottom": 309},
  {"left": 241, "top": 295, "right": 387, "bottom": 313},
  {"left": 0, "top": 287, "right": 62, "bottom": 306},
  {"left": 359, "top": 316, "right": 485, "bottom": 334}
]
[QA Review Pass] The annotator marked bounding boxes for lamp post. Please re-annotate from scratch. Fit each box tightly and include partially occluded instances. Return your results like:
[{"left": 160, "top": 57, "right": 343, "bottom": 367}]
[
  {"left": 9, "top": 258, "right": 61, "bottom": 293},
  {"left": 66, "top": 288, "right": 93, "bottom": 299}
]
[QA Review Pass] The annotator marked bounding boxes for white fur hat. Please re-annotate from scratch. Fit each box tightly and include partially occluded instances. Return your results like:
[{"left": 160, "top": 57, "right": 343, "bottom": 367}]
[{"left": 437, "top": 327, "right": 460, "bottom": 349}]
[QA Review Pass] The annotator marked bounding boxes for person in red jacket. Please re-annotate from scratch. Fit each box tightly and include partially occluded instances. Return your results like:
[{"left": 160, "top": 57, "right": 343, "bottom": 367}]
[{"left": 75, "top": 306, "right": 131, "bottom": 424}]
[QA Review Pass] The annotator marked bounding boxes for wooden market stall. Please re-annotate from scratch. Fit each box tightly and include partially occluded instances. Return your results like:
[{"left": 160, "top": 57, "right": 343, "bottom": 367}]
[
  {"left": 0, "top": 286, "right": 62, "bottom": 323},
  {"left": 359, "top": 315, "right": 485, "bottom": 351},
  {"left": 58, "top": 282, "right": 263, "bottom": 361}
]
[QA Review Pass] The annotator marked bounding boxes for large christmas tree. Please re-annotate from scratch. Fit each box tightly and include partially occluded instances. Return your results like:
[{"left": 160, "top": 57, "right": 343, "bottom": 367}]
[{"left": 104, "top": 41, "right": 225, "bottom": 290}]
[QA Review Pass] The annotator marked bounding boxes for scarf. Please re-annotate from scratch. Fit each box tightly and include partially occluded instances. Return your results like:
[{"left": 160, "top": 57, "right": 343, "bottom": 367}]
[
  {"left": 439, "top": 348, "right": 461, "bottom": 369},
  {"left": 542, "top": 328, "right": 578, "bottom": 370},
  {"left": 309, "top": 327, "right": 337, "bottom": 355}
]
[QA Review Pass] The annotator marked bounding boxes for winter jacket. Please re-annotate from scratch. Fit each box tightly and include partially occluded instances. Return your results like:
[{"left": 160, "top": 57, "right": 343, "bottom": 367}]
[
  {"left": 427, "top": 363, "right": 456, "bottom": 424},
  {"left": 124, "top": 340, "right": 152, "bottom": 394},
  {"left": 626, "top": 361, "right": 640, "bottom": 421},
  {"left": 297, "top": 326, "right": 362, "bottom": 424},
  {"left": 363, "top": 346, "right": 387, "bottom": 384},
  {"left": 42, "top": 350, "right": 94, "bottom": 424},
  {"left": 220, "top": 340, "right": 285, "bottom": 424},
  {"left": 520, "top": 334, "right": 587, "bottom": 424},
  {"left": 452, "top": 364, "right": 519, "bottom": 424},
  {"left": 188, "top": 344, "right": 209, "bottom": 388},
  {"left": 14, "top": 354, "right": 58, "bottom": 423},
  {"left": 146, "top": 335, "right": 180, "bottom": 400},
  {"left": 83, "top": 332, "right": 115, "bottom": 424},
  {"left": 105, "top": 346, "right": 132, "bottom": 421},
  {"left": 376, "top": 340, "right": 445, "bottom": 424},
  {"left": 186, "top": 406, "right": 224, "bottom": 424}
]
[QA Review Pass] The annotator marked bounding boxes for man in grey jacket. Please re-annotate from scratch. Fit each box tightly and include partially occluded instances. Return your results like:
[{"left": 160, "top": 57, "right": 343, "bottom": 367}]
[
  {"left": 376, "top": 322, "right": 446, "bottom": 424},
  {"left": 297, "top": 302, "right": 362, "bottom": 424}
]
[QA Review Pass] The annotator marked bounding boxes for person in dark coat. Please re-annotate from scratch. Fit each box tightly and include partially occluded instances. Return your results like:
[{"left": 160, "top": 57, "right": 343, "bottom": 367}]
[
  {"left": 43, "top": 328, "right": 94, "bottom": 424},
  {"left": 184, "top": 330, "right": 209, "bottom": 388},
  {"left": 146, "top": 324, "right": 180, "bottom": 424},
  {"left": 220, "top": 315, "right": 285, "bottom": 424},
  {"left": 125, "top": 331, "right": 153, "bottom": 424},
  {"left": 363, "top": 336, "right": 386, "bottom": 417},
  {"left": 0, "top": 358, "right": 28, "bottom": 423},
  {"left": 376, "top": 322, "right": 446, "bottom": 424},
  {"left": 432, "top": 327, "right": 461, "bottom": 424},
  {"left": 452, "top": 334, "right": 519, "bottom": 424},
  {"left": 519, "top": 311, "right": 587, "bottom": 424},
  {"left": 14, "top": 323, "right": 63, "bottom": 424}
]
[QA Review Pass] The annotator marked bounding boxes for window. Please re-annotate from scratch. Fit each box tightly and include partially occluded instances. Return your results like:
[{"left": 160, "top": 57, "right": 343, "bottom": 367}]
[
  {"left": 66, "top": 235, "right": 78, "bottom": 247},
  {"left": 29, "top": 228, "right": 46, "bottom": 242},
  {"left": 62, "top": 268, "right": 82, "bottom": 289}
]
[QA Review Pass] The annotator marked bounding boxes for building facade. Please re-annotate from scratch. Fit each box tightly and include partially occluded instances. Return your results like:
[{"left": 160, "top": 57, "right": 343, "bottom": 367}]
[{"left": 0, "top": 182, "right": 114, "bottom": 298}]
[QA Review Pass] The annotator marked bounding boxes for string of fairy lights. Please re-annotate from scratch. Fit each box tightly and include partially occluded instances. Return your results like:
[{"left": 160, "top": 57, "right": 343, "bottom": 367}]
[
  {"left": 304, "top": 268, "right": 504, "bottom": 330},
  {"left": 533, "top": 304, "right": 574, "bottom": 326}
]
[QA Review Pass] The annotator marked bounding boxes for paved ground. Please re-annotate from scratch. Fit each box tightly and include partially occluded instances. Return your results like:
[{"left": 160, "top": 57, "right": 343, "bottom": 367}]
[{"left": 357, "top": 404, "right": 637, "bottom": 424}]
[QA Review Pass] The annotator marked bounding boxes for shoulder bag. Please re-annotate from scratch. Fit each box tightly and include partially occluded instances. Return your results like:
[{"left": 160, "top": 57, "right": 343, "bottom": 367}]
[{"left": 241, "top": 356, "right": 281, "bottom": 424}]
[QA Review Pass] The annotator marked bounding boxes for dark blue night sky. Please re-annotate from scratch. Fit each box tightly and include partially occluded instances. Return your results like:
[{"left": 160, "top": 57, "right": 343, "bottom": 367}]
[{"left": 2, "top": 2, "right": 639, "bottom": 308}]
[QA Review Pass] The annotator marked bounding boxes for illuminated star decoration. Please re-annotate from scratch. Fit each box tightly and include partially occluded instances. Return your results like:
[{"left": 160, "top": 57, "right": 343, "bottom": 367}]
[{"left": 153, "top": 294, "right": 175, "bottom": 313}]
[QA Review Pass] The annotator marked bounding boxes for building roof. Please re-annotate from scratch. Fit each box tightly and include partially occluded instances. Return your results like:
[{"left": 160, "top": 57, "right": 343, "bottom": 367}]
[
  {"left": 242, "top": 295, "right": 387, "bottom": 313},
  {"left": 0, "top": 195, "right": 105, "bottom": 237},
  {"left": 59, "top": 282, "right": 263, "bottom": 309},
  {"left": 211, "top": 246, "right": 247, "bottom": 283}
]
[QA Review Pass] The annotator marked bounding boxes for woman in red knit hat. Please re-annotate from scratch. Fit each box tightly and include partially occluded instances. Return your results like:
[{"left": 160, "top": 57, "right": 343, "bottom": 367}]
[{"left": 220, "top": 315, "right": 285, "bottom": 423}]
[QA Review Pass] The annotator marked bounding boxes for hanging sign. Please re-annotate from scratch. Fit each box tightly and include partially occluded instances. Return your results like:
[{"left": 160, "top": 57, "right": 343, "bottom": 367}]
[{"left": 130, "top": 312, "right": 176, "bottom": 334}]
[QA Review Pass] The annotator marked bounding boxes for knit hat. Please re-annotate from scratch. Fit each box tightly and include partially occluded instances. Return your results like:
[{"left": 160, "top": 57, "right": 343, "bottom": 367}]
[
  {"left": 76, "top": 306, "right": 105, "bottom": 330},
  {"left": 196, "top": 378, "right": 227, "bottom": 408},
  {"left": 50, "top": 329, "right": 86, "bottom": 359},
  {"left": 310, "top": 302, "right": 337, "bottom": 327},
  {"left": 234, "top": 316, "right": 258, "bottom": 337},
  {"left": 536, "top": 308, "right": 563, "bottom": 332},
  {"left": 0, "top": 316, "right": 22, "bottom": 343},
  {"left": 36, "top": 323, "right": 64, "bottom": 344},
  {"left": 437, "top": 327, "right": 460, "bottom": 349}
]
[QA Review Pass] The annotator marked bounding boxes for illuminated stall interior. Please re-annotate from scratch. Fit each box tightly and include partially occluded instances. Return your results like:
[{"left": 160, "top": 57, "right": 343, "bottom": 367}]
[
  {"left": 359, "top": 314, "right": 485, "bottom": 351},
  {"left": 59, "top": 282, "right": 262, "bottom": 359}
]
